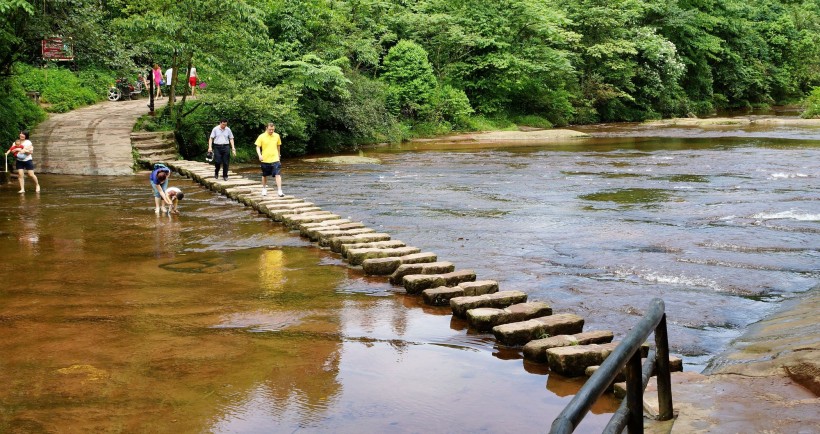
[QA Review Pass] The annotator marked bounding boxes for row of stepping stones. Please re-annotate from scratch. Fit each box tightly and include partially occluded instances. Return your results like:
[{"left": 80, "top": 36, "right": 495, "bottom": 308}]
[{"left": 166, "top": 160, "right": 682, "bottom": 381}]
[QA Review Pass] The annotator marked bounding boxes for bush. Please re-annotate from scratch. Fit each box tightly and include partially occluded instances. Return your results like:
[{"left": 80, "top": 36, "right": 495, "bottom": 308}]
[
  {"left": 801, "top": 87, "right": 820, "bottom": 119},
  {"left": 511, "top": 115, "right": 553, "bottom": 129},
  {"left": 14, "top": 63, "right": 103, "bottom": 113},
  {"left": 0, "top": 78, "right": 46, "bottom": 146}
]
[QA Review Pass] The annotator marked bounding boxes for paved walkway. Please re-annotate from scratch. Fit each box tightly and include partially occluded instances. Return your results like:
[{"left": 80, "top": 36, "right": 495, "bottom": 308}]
[{"left": 32, "top": 98, "right": 166, "bottom": 175}]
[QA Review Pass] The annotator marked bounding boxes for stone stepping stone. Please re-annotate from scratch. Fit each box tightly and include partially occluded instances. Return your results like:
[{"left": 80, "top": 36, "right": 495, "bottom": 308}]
[
  {"left": 264, "top": 207, "right": 323, "bottom": 221},
  {"left": 282, "top": 212, "right": 339, "bottom": 228},
  {"left": 589, "top": 355, "right": 683, "bottom": 384},
  {"left": 403, "top": 270, "right": 476, "bottom": 294},
  {"left": 330, "top": 233, "right": 391, "bottom": 253},
  {"left": 522, "top": 330, "right": 614, "bottom": 362},
  {"left": 304, "top": 223, "right": 367, "bottom": 241},
  {"left": 466, "top": 302, "right": 553, "bottom": 332},
  {"left": 546, "top": 342, "right": 618, "bottom": 377},
  {"left": 361, "top": 252, "right": 438, "bottom": 275},
  {"left": 347, "top": 246, "right": 422, "bottom": 266},
  {"left": 258, "top": 201, "right": 314, "bottom": 214},
  {"left": 341, "top": 240, "right": 407, "bottom": 258},
  {"left": 388, "top": 261, "right": 455, "bottom": 285},
  {"left": 317, "top": 228, "right": 379, "bottom": 247},
  {"left": 492, "top": 313, "right": 585, "bottom": 346},
  {"left": 421, "top": 280, "right": 499, "bottom": 306},
  {"left": 299, "top": 219, "right": 355, "bottom": 237},
  {"left": 450, "top": 290, "right": 528, "bottom": 317}
]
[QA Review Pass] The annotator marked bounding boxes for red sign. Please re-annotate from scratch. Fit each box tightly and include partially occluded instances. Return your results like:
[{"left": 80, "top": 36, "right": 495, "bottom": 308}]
[{"left": 41, "top": 37, "right": 74, "bottom": 61}]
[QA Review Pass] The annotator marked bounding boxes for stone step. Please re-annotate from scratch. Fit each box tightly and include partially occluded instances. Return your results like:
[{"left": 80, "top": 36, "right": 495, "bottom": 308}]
[
  {"left": 522, "top": 331, "right": 615, "bottom": 362},
  {"left": 341, "top": 240, "right": 407, "bottom": 258},
  {"left": 299, "top": 219, "right": 356, "bottom": 237},
  {"left": 132, "top": 140, "right": 175, "bottom": 150},
  {"left": 546, "top": 341, "right": 619, "bottom": 377},
  {"left": 282, "top": 212, "right": 340, "bottom": 228},
  {"left": 450, "top": 290, "right": 528, "bottom": 318},
  {"left": 258, "top": 201, "right": 314, "bottom": 215},
  {"left": 131, "top": 131, "right": 174, "bottom": 141},
  {"left": 347, "top": 246, "right": 422, "bottom": 266},
  {"left": 330, "top": 233, "right": 391, "bottom": 253},
  {"left": 590, "top": 355, "right": 683, "bottom": 384},
  {"left": 389, "top": 261, "right": 455, "bottom": 285},
  {"left": 492, "top": 313, "right": 585, "bottom": 346},
  {"left": 422, "top": 280, "right": 499, "bottom": 306},
  {"left": 466, "top": 302, "right": 553, "bottom": 332},
  {"left": 362, "top": 252, "right": 438, "bottom": 275},
  {"left": 403, "top": 270, "right": 476, "bottom": 294},
  {"left": 264, "top": 207, "right": 323, "bottom": 220},
  {"left": 305, "top": 223, "right": 367, "bottom": 241},
  {"left": 317, "top": 228, "right": 379, "bottom": 247}
]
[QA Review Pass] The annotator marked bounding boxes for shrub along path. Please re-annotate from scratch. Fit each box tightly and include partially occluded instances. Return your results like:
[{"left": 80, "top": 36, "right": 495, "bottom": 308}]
[{"left": 31, "top": 98, "right": 165, "bottom": 175}]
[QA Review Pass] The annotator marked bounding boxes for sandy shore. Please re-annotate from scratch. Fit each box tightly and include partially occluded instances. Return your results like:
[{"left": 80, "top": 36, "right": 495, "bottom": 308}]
[
  {"left": 644, "top": 116, "right": 820, "bottom": 127},
  {"left": 408, "top": 129, "right": 590, "bottom": 144}
]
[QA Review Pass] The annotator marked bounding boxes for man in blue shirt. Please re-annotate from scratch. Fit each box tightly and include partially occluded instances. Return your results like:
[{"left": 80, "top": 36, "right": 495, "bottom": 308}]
[{"left": 208, "top": 119, "right": 236, "bottom": 180}]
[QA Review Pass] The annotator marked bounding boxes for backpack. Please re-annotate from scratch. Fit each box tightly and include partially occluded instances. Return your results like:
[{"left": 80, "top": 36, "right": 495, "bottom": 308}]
[{"left": 153, "top": 163, "right": 168, "bottom": 170}]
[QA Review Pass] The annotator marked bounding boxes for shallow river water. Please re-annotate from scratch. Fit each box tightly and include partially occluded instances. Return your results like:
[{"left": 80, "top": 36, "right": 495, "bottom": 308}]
[{"left": 1, "top": 121, "right": 818, "bottom": 433}]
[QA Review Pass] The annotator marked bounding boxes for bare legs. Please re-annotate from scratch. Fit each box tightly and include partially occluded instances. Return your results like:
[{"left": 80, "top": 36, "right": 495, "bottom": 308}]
[{"left": 17, "top": 169, "right": 40, "bottom": 193}]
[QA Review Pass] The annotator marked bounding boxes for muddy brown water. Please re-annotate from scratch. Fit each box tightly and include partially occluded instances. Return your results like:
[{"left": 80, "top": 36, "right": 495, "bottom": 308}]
[{"left": 1, "top": 120, "right": 818, "bottom": 433}]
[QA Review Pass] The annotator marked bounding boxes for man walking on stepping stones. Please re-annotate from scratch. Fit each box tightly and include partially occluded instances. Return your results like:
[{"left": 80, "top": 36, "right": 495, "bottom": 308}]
[
  {"left": 208, "top": 118, "right": 235, "bottom": 181},
  {"left": 255, "top": 122, "right": 284, "bottom": 197}
]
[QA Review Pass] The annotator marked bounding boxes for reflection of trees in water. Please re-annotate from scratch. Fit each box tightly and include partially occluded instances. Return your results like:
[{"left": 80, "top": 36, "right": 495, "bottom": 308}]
[{"left": 259, "top": 248, "right": 284, "bottom": 296}]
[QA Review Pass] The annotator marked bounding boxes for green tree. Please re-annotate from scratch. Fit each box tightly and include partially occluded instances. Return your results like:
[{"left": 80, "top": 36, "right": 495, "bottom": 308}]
[{"left": 381, "top": 39, "right": 438, "bottom": 119}]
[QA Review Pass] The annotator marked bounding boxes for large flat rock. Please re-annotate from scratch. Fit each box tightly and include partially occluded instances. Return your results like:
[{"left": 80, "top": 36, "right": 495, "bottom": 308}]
[
  {"left": 546, "top": 341, "right": 618, "bottom": 377},
  {"left": 361, "top": 252, "right": 438, "bottom": 275},
  {"left": 403, "top": 270, "right": 476, "bottom": 294},
  {"left": 421, "top": 280, "right": 499, "bottom": 306},
  {"left": 341, "top": 240, "right": 407, "bottom": 258},
  {"left": 450, "top": 291, "right": 528, "bottom": 318},
  {"left": 523, "top": 330, "right": 614, "bottom": 362},
  {"left": 466, "top": 302, "right": 553, "bottom": 332},
  {"left": 389, "top": 261, "right": 455, "bottom": 285},
  {"left": 492, "top": 313, "right": 584, "bottom": 346},
  {"left": 347, "top": 246, "right": 422, "bottom": 266},
  {"left": 330, "top": 233, "right": 392, "bottom": 252}
]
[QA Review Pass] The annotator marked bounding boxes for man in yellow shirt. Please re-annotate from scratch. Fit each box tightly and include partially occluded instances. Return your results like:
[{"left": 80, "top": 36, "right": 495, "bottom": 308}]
[{"left": 255, "top": 122, "right": 283, "bottom": 197}]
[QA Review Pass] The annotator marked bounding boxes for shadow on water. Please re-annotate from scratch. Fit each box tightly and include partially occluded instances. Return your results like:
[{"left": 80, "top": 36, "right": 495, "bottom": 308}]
[{"left": 2, "top": 120, "right": 818, "bottom": 432}]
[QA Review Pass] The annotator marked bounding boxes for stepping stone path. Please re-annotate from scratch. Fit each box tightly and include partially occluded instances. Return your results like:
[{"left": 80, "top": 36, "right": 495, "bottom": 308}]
[{"left": 166, "top": 159, "right": 683, "bottom": 387}]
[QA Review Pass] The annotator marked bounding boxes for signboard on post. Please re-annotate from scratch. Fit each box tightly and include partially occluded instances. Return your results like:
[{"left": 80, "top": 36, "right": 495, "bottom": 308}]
[{"left": 41, "top": 37, "right": 74, "bottom": 61}]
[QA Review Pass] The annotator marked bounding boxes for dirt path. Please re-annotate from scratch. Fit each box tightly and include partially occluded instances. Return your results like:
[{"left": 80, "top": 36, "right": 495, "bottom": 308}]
[{"left": 31, "top": 98, "right": 165, "bottom": 175}]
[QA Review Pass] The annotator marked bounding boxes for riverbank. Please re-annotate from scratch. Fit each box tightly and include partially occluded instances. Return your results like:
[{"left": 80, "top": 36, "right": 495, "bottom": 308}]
[{"left": 650, "top": 287, "right": 819, "bottom": 432}]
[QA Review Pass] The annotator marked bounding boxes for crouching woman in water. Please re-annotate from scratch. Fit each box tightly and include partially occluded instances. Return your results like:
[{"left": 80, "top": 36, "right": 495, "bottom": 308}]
[{"left": 149, "top": 164, "right": 173, "bottom": 214}]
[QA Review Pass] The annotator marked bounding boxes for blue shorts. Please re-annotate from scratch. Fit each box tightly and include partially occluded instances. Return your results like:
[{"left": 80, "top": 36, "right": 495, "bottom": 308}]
[
  {"left": 151, "top": 179, "right": 169, "bottom": 198},
  {"left": 261, "top": 161, "right": 281, "bottom": 177},
  {"left": 16, "top": 160, "right": 34, "bottom": 171}
]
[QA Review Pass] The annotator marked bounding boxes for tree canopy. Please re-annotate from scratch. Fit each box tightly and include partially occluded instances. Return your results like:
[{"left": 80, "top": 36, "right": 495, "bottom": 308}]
[{"left": 2, "top": 0, "right": 819, "bottom": 155}]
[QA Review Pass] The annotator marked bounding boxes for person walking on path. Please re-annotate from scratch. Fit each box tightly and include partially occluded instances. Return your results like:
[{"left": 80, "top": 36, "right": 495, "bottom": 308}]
[
  {"left": 208, "top": 119, "right": 235, "bottom": 181},
  {"left": 152, "top": 64, "right": 163, "bottom": 99},
  {"left": 11, "top": 131, "right": 40, "bottom": 193},
  {"left": 149, "top": 164, "right": 173, "bottom": 214},
  {"left": 188, "top": 64, "right": 198, "bottom": 97},
  {"left": 255, "top": 122, "right": 284, "bottom": 197}
]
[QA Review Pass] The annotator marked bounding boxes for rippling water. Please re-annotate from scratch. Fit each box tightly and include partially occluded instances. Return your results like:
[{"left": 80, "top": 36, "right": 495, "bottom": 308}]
[{"left": 1, "top": 121, "right": 817, "bottom": 433}]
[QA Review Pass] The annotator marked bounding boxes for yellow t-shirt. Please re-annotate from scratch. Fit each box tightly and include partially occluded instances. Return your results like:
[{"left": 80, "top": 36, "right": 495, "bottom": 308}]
[{"left": 255, "top": 132, "right": 282, "bottom": 163}]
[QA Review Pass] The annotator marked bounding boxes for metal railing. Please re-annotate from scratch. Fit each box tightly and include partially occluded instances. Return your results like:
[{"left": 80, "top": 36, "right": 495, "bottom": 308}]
[{"left": 550, "top": 298, "right": 673, "bottom": 434}]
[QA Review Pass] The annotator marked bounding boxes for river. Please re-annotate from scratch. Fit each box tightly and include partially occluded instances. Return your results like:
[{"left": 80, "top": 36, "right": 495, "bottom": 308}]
[{"left": 1, "top": 120, "right": 817, "bottom": 433}]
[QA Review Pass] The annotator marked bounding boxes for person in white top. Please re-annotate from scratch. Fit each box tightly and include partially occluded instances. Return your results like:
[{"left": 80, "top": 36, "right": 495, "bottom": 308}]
[
  {"left": 188, "top": 64, "right": 198, "bottom": 97},
  {"left": 163, "top": 187, "right": 184, "bottom": 215},
  {"left": 12, "top": 131, "right": 40, "bottom": 194},
  {"left": 165, "top": 67, "right": 173, "bottom": 90}
]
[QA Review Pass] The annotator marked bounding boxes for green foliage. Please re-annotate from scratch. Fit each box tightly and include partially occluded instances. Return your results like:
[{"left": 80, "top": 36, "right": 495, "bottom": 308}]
[
  {"left": 14, "top": 63, "right": 103, "bottom": 112},
  {"left": 382, "top": 40, "right": 438, "bottom": 118},
  {"left": 801, "top": 87, "right": 820, "bottom": 119},
  {"left": 0, "top": 77, "right": 45, "bottom": 145},
  {"left": 511, "top": 115, "right": 553, "bottom": 129}
]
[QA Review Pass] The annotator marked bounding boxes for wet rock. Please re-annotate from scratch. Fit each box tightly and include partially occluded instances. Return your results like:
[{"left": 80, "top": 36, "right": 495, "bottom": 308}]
[
  {"left": 361, "top": 252, "right": 438, "bottom": 275},
  {"left": 265, "top": 206, "right": 322, "bottom": 221},
  {"left": 459, "top": 280, "right": 499, "bottom": 296},
  {"left": 450, "top": 290, "right": 528, "bottom": 318},
  {"left": 330, "top": 233, "right": 392, "bottom": 252},
  {"left": 422, "top": 285, "right": 463, "bottom": 306},
  {"left": 388, "top": 261, "right": 455, "bottom": 285},
  {"left": 281, "top": 211, "right": 338, "bottom": 227},
  {"left": 403, "top": 270, "right": 476, "bottom": 294},
  {"left": 546, "top": 342, "right": 619, "bottom": 377},
  {"left": 467, "top": 302, "right": 553, "bottom": 332},
  {"left": 299, "top": 219, "right": 355, "bottom": 237},
  {"left": 304, "top": 222, "right": 366, "bottom": 241},
  {"left": 347, "top": 246, "right": 422, "bottom": 266},
  {"left": 317, "top": 228, "right": 378, "bottom": 246},
  {"left": 523, "top": 330, "right": 614, "bottom": 362},
  {"left": 340, "top": 240, "right": 406, "bottom": 258},
  {"left": 493, "top": 313, "right": 585, "bottom": 346}
]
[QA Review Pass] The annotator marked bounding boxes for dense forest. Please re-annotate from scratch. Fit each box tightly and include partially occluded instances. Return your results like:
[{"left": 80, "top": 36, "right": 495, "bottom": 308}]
[{"left": 1, "top": 0, "right": 819, "bottom": 158}]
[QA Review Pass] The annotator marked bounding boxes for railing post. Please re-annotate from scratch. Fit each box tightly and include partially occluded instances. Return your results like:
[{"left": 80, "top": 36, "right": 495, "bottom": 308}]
[
  {"left": 625, "top": 350, "right": 643, "bottom": 433},
  {"left": 654, "top": 313, "right": 673, "bottom": 420}
]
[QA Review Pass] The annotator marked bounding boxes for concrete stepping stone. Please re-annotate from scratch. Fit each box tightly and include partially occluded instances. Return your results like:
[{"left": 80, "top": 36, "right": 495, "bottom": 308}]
[
  {"left": 258, "top": 201, "right": 314, "bottom": 214},
  {"left": 492, "top": 313, "right": 585, "bottom": 346},
  {"left": 264, "top": 206, "right": 323, "bottom": 221},
  {"left": 588, "top": 355, "right": 683, "bottom": 384},
  {"left": 421, "top": 280, "right": 498, "bottom": 306},
  {"left": 347, "top": 246, "right": 422, "bottom": 266},
  {"left": 388, "top": 261, "right": 455, "bottom": 285},
  {"left": 466, "top": 302, "right": 553, "bottom": 332},
  {"left": 523, "top": 330, "right": 614, "bottom": 362},
  {"left": 329, "top": 233, "right": 392, "bottom": 252},
  {"left": 361, "top": 252, "right": 438, "bottom": 275},
  {"left": 546, "top": 342, "right": 619, "bottom": 377},
  {"left": 299, "top": 219, "right": 355, "bottom": 237},
  {"left": 403, "top": 270, "right": 476, "bottom": 294},
  {"left": 317, "top": 228, "right": 379, "bottom": 247},
  {"left": 341, "top": 240, "right": 407, "bottom": 258},
  {"left": 450, "top": 290, "right": 528, "bottom": 317},
  {"left": 282, "top": 212, "right": 339, "bottom": 228},
  {"left": 304, "top": 223, "right": 367, "bottom": 241}
]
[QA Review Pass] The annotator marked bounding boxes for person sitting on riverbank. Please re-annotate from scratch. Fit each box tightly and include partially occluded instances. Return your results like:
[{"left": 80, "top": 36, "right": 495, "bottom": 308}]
[
  {"left": 165, "top": 187, "right": 184, "bottom": 215},
  {"left": 150, "top": 164, "right": 173, "bottom": 215}
]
